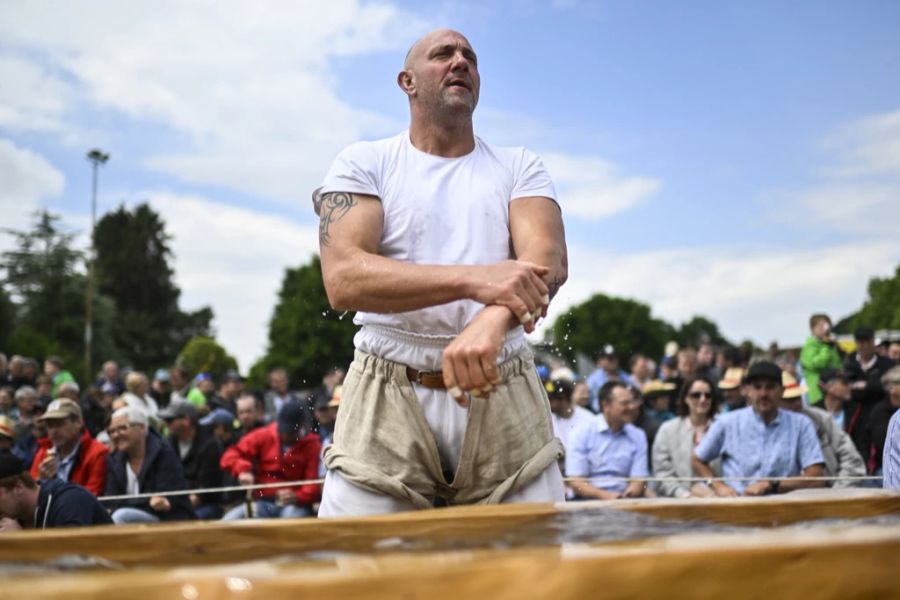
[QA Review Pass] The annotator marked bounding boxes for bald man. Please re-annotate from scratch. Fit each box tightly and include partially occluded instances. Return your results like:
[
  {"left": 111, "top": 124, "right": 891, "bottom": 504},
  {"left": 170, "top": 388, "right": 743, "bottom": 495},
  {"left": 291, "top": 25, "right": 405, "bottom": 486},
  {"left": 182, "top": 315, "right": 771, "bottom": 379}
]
[{"left": 315, "top": 28, "right": 567, "bottom": 516}]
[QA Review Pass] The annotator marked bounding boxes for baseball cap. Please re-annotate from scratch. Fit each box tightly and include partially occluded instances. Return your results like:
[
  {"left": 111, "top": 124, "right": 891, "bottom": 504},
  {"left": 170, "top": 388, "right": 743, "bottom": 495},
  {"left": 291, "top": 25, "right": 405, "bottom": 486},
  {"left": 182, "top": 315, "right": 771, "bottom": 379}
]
[
  {"left": 199, "top": 408, "right": 235, "bottom": 428},
  {"left": 744, "top": 361, "right": 782, "bottom": 384},
  {"left": 544, "top": 378, "right": 574, "bottom": 398},
  {"left": 854, "top": 326, "right": 875, "bottom": 341},
  {"left": 154, "top": 368, "right": 171, "bottom": 382},
  {"left": 38, "top": 398, "right": 82, "bottom": 421},
  {"left": 0, "top": 454, "right": 26, "bottom": 479},
  {"left": 222, "top": 369, "right": 244, "bottom": 383},
  {"left": 277, "top": 400, "right": 309, "bottom": 435},
  {"left": 158, "top": 399, "right": 197, "bottom": 421}
]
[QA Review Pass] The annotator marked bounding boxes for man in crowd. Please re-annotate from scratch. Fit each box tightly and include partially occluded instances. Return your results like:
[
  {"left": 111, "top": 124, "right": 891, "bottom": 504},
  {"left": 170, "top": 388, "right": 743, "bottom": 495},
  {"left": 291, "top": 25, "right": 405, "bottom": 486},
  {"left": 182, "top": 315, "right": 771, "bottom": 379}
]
[
  {"left": 12, "top": 386, "right": 39, "bottom": 438},
  {"left": 103, "top": 406, "right": 194, "bottom": 523},
  {"left": 161, "top": 400, "right": 224, "bottom": 519},
  {"left": 211, "top": 369, "right": 243, "bottom": 414},
  {"left": 0, "top": 455, "right": 112, "bottom": 531},
  {"left": 0, "top": 417, "right": 15, "bottom": 454},
  {"left": 780, "top": 373, "right": 865, "bottom": 488},
  {"left": 717, "top": 367, "right": 746, "bottom": 412},
  {"left": 586, "top": 346, "right": 634, "bottom": 413},
  {"left": 883, "top": 401, "right": 900, "bottom": 489},
  {"left": 863, "top": 366, "right": 900, "bottom": 480},
  {"left": 200, "top": 408, "right": 238, "bottom": 447},
  {"left": 693, "top": 361, "right": 826, "bottom": 496},
  {"left": 264, "top": 367, "right": 302, "bottom": 423},
  {"left": 800, "top": 313, "right": 843, "bottom": 405},
  {"left": 628, "top": 354, "right": 655, "bottom": 390},
  {"left": 547, "top": 377, "right": 595, "bottom": 457},
  {"left": 43, "top": 356, "right": 75, "bottom": 398},
  {"left": 221, "top": 400, "right": 321, "bottom": 519},
  {"left": 169, "top": 365, "right": 191, "bottom": 405},
  {"left": 315, "top": 28, "right": 566, "bottom": 516},
  {"left": 235, "top": 392, "right": 266, "bottom": 439},
  {"left": 150, "top": 368, "right": 172, "bottom": 409},
  {"left": 566, "top": 381, "right": 647, "bottom": 500},
  {"left": 30, "top": 399, "right": 108, "bottom": 496},
  {"left": 844, "top": 327, "right": 896, "bottom": 450},
  {"left": 94, "top": 360, "right": 124, "bottom": 396},
  {"left": 818, "top": 368, "right": 853, "bottom": 431},
  {"left": 314, "top": 386, "right": 341, "bottom": 479}
]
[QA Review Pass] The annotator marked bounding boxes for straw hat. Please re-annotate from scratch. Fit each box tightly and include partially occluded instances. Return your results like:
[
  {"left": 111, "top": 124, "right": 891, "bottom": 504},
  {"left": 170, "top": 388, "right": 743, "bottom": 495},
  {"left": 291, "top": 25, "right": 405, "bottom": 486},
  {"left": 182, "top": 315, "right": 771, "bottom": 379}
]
[
  {"left": 718, "top": 368, "right": 745, "bottom": 390},
  {"left": 782, "top": 372, "right": 807, "bottom": 400}
]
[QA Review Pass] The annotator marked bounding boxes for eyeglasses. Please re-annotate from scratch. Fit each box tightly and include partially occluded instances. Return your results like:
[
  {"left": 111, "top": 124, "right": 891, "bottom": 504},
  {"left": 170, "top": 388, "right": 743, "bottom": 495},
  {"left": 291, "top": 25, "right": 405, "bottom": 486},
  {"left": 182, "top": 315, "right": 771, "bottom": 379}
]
[
  {"left": 688, "top": 391, "right": 714, "bottom": 399},
  {"left": 107, "top": 423, "right": 139, "bottom": 436}
]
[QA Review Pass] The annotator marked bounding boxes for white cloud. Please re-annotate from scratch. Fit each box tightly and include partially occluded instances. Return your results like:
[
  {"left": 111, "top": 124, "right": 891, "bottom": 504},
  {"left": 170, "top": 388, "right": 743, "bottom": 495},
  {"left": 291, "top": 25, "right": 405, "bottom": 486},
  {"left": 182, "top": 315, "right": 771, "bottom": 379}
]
[
  {"left": 0, "top": 138, "right": 65, "bottom": 238},
  {"left": 825, "top": 107, "right": 900, "bottom": 178},
  {"left": 0, "top": 1, "right": 425, "bottom": 201},
  {"left": 139, "top": 191, "right": 320, "bottom": 370},
  {"left": 542, "top": 152, "right": 662, "bottom": 219},
  {"left": 535, "top": 240, "right": 900, "bottom": 351}
]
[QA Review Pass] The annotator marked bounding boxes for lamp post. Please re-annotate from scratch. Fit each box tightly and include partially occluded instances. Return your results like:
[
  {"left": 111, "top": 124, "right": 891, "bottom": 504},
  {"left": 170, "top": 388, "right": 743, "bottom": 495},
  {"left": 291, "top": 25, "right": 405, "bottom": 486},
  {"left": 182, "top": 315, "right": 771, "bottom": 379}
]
[{"left": 85, "top": 149, "right": 109, "bottom": 381}]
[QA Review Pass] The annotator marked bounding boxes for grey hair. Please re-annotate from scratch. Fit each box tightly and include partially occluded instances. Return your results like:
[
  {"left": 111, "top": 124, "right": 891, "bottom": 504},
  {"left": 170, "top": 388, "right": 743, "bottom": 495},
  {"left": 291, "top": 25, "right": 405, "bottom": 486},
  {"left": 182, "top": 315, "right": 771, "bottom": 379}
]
[
  {"left": 59, "top": 381, "right": 80, "bottom": 394},
  {"left": 881, "top": 366, "right": 900, "bottom": 388},
  {"left": 14, "top": 386, "right": 37, "bottom": 401},
  {"left": 112, "top": 405, "right": 148, "bottom": 428}
]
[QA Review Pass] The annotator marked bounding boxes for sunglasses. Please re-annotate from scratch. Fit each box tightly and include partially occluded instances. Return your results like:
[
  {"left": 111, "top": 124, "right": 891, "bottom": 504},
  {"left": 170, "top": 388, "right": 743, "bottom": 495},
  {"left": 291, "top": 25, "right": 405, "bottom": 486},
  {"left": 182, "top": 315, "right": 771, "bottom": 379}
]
[{"left": 688, "top": 391, "right": 714, "bottom": 399}]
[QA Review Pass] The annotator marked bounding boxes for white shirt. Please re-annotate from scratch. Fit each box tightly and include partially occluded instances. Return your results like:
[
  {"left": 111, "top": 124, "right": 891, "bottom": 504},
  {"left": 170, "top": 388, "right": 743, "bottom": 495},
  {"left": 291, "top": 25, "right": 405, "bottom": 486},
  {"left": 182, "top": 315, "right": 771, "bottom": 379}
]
[
  {"left": 320, "top": 131, "right": 557, "bottom": 338},
  {"left": 552, "top": 405, "right": 595, "bottom": 456},
  {"left": 125, "top": 462, "right": 140, "bottom": 496}
]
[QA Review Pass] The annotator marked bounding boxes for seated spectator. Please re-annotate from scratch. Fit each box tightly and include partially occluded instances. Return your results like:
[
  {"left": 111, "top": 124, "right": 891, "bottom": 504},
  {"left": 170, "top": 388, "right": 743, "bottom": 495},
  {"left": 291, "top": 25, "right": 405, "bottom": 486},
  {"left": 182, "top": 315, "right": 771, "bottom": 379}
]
[
  {"left": 717, "top": 367, "right": 746, "bottom": 412},
  {"left": 121, "top": 371, "right": 160, "bottom": 427},
  {"left": 890, "top": 342, "right": 900, "bottom": 363},
  {"left": 30, "top": 399, "right": 108, "bottom": 496},
  {"left": 0, "top": 416, "right": 15, "bottom": 454},
  {"left": 547, "top": 378, "right": 594, "bottom": 457},
  {"left": 818, "top": 368, "right": 852, "bottom": 431},
  {"left": 0, "top": 455, "right": 112, "bottom": 531},
  {"left": 200, "top": 408, "right": 238, "bottom": 447},
  {"left": 652, "top": 377, "right": 720, "bottom": 498},
  {"left": 642, "top": 380, "right": 677, "bottom": 424},
  {"left": 629, "top": 384, "right": 660, "bottom": 464},
  {"left": 83, "top": 383, "right": 117, "bottom": 438},
  {"left": 221, "top": 400, "right": 321, "bottom": 519},
  {"left": 149, "top": 369, "right": 172, "bottom": 410},
  {"left": 5, "top": 356, "right": 32, "bottom": 390},
  {"left": 693, "top": 361, "right": 826, "bottom": 496},
  {"left": 0, "top": 386, "right": 14, "bottom": 417},
  {"left": 169, "top": 365, "right": 191, "bottom": 405},
  {"left": 56, "top": 381, "right": 80, "bottom": 403},
  {"left": 210, "top": 370, "right": 243, "bottom": 414},
  {"left": 188, "top": 372, "right": 216, "bottom": 408},
  {"left": 236, "top": 392, "right": 266, "bottom": 439},
  {"left": 572, "top": 381, "right": 590, "bottom": 410},
  {"left": 161, "top": 400, "right": 224, "bottom": 520},
  {"left": 12, "top": 385, "right": 39, "bottom": 437},
  {"left": 104, "top": 406, "right": 194, "bottom": 524},
  {"left": 13, "top": 396, "right": 45, "bottom": 467},
  {"left": 862, "top": 366, "right": 900, "bottom": 481},
  {"left": 586, "top": 346, "right": 634, "bottom": 413},
  {"left": 780, "top": 372, "right": 865, "bottom": 488},
  {"left": 264, "top": 367, "right": 304, "bottom": 423},
  {"left": 629, "top": 354, "right": 655, "bottom": 390},
  {"left": 35, "top": 374, "right": 53, "bottom": 406},
  {"left": 93, "top": 361, "right": 124, "bottom": 396},
  {"left": 884, "top": 404, "right": 900, "bottom": 490},
  {"left": 800, "top": 313, "right": 842, "bottom": 405},
  {"left": 566, "top": 381, "right": 647, "bottom": 500},
  {"left": 43, "top": 356, "right": 75, "bottom": 398},
  {"left": 844, "top": 327, "right": 896, "bottom": 456}
]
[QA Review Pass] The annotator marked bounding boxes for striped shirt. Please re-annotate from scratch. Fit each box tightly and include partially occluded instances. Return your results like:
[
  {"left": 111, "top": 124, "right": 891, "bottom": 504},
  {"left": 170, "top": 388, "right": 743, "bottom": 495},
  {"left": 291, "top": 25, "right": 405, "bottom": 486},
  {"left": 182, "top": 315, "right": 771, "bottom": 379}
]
[
  {"left": 884, "top": 409, "right": 900, "bottom": 490},
  {"left": 695, "top": 406, "right": 824, "bottom": 493}
]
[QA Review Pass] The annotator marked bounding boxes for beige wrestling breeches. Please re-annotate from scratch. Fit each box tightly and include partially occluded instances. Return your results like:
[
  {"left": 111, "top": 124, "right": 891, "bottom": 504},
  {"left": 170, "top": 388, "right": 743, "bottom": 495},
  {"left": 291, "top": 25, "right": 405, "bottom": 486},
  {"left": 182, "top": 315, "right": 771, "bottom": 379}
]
[{"left": 322, "top": 347, "right": 564, "bottom": 509}]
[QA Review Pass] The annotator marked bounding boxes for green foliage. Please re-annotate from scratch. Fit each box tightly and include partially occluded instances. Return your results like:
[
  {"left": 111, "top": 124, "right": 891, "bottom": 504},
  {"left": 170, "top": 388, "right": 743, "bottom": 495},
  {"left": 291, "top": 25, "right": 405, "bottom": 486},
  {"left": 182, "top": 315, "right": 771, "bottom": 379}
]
[
  {"left": 853, "top": 264, "right": 900, "bottom": 330},
  {"left": 94, "top": 203, "right": 213, "bottom": 371},
  {"left": 551, "top": 293, "right": 675, "bottom": 364},
  {"left": 176, "top": 336, "right": 238, "bottom": 382},
  {"left": 249, "top": 255, "right": 357, "bottom": 388},
  {"left": 676, "top": 315, "right": 731, "bottom": 348}
]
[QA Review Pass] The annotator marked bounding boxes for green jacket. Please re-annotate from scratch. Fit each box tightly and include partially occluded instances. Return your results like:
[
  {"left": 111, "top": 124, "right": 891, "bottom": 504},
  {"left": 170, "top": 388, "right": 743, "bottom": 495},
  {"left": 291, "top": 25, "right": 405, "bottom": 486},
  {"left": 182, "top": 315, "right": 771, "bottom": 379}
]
[{"left": 799, "top": 335, "right": 842, "bottom": 405}]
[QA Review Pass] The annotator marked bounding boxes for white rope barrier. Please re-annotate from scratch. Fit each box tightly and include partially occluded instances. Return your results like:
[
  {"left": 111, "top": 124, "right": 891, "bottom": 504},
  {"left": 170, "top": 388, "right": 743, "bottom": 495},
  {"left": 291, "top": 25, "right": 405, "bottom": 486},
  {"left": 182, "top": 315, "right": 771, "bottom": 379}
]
[{"left": 97, "top": 474, "right": 884, "bottom": 502}]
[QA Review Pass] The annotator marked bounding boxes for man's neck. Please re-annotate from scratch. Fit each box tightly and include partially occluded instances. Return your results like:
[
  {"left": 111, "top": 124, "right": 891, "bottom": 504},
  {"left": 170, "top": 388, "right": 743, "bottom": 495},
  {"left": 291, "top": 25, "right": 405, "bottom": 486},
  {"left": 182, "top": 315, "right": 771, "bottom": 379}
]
[
  {"left": 408, "top": 116, "right": 475, "bottom": 158},
  {"left": 603, "top": 413, "right": 624, "bottom": 432},
  {"left": 823, "top": 395, "right": 842, "bottom": 414},
  {"left": 56, "top": 435, "right": 79, "bottom": 457},
  {"left": 756, "top": 407, "right": 779, "bottom": 424},
  {"left": 177, "top": 427, "right": 195, "bottom": 444}
]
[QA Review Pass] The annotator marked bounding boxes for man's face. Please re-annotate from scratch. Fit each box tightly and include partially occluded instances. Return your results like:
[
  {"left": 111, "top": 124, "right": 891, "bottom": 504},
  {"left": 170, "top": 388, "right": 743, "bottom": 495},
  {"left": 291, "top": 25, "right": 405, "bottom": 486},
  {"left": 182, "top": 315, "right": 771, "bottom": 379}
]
[
  {"left": 236, "top": 398, "right": 259, "bottom": 429},
  {"left": 16, "top": 394, "right": 36, "bottom": 415},
  {"left": 779, "top": 394, "right": 804, "bottom": 413},
  {"left": 697, "top": 345, "right": 714, "bottom": 367},
  {"left": 270, "top": 372, "right": 288, "bottom": 394},
  {"left": 856, "top": 338, "right": 876, "bottom": 360},
  {"left": 44, "top": 416, "right": 82, "bottom": 450},
  {"left": 548, "top": 394, "right": 569, "bottom": 417},
  {"left": 723, "top": 386, "right": 744, "bottom": 407},
  {"left": 108, "top": 415, "right": 144, "bottom": 454},
  {"left": 0, "top": 484, "right": 22, "bottom": 521},
  {"left": 197, "top": 379, "right": 215, "bottom": 395},
  {"left": 571, "top": 383, "right": 590, "bottom": 408},
  {"left": 406, "top": 29, "right": 480, "bottom": 118},
  {"left": 315, "top": 406, "right": 337, "bottom": 427},
  {"left": 0, "top": 390, "right": 12, "bottom": 411},
  {"left": 170, "top": 370, "right": 186, "bottom": 389},
  {"left": 747, "top": 378, "right": 782, "bottom": 418},
  {"left": 889, "top": 343, "right": 900, "bottom": 362},
  {"left": 222, "top": 379, "right": 242, "bottom": 399},
  {"left": 599, "top": 356, "right": 618, "bottom": 374},
  {"left": 43, "top": 361, "right": 57, "bottom": 376},
  {"left": 602, "top": 386, "right": 640, "bottom": 427},
  {"left": 103, "top": 362, "right": 118, "bottom": 381},
  {"left": 165, "top": 415, "right": 190, "bottom": 438},
  {"left": 824, "top": 380, "right": 851, "bottom": 404}
]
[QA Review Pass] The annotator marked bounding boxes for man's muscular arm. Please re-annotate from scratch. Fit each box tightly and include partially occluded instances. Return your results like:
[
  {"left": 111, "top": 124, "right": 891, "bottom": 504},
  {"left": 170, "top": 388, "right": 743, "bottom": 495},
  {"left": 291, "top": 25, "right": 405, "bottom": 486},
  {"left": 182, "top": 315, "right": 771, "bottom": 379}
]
[
  {"left": 441, "top": 196, "right": 567, "bottom": 401},
  {"left": 316, "top": 191, "right": 549, "bottom": 325}
]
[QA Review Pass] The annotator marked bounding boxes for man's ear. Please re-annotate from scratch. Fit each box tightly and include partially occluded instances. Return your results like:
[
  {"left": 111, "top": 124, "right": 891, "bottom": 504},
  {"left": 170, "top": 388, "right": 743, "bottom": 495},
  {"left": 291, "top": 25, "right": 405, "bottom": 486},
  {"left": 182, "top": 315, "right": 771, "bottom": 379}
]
[{"left": 397, "top": 70, "right": 415, "bottom": 96}]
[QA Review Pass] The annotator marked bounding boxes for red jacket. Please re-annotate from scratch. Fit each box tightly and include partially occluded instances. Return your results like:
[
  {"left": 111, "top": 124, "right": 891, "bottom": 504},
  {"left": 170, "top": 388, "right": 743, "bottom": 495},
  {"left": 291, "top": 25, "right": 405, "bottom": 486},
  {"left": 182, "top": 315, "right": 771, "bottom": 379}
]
[
  {"left": 220, "top": 423, "right": 321, "bottom": 505},
  {"left": 30, "top": 428, "right": 109, "bottom": 496}
]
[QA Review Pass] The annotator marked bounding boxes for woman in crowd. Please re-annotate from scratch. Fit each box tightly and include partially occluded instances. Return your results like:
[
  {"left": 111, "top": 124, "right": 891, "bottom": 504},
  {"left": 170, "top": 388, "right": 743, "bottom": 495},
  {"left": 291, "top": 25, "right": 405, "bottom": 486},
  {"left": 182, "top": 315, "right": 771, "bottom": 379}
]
[{"left": 652, "top": 376, "right": 720, "bottom": 498}]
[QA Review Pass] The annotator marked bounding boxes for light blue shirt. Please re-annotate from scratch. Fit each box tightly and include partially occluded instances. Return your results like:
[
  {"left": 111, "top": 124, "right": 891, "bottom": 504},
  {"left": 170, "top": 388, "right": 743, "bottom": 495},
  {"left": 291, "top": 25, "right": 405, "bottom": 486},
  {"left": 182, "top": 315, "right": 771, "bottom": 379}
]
[
  {"left": 695, "top": 406, "right": 824, "bottom": 493},
  {"left": 585, "top": 369, "right": 635, "bottom": 413},
  {"left": 55, "top": 441, "right": 81, "bottom": 483},
  {"left": 883, "top": 409, "right": 900, "bottom": 490},
  {"left": 566, "top": 414, "right": 648, "bottom": 493}
]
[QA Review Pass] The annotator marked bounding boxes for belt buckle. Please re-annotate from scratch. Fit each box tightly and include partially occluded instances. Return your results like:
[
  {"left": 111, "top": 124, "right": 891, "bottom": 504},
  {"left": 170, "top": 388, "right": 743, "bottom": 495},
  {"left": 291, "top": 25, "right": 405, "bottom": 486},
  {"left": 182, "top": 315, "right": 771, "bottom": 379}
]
[{"left": 415, "top": 369, "right": 440, "bottom": 385}]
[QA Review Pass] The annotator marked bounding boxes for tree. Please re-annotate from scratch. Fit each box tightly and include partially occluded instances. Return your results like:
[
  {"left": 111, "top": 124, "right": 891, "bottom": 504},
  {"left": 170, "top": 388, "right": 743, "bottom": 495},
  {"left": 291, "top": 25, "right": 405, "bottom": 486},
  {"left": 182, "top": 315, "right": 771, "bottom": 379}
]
[
  {"left": 177, "top": 336, "right": 238, "bottom": 382},
  {"left": 550, "top": 293, "right": 675, "bottom": 364},
  {"left": 249, "top": 255, "right": 358, "bottom": 388},
  {"left": 0, "top": 211, "right": 118, "bottom": 382},
  {"left": 676, "top": 315, "right": 731, "bottom": 348},
  {"left": 93, "top": 203, "right": 213, "bottom": 371},
  {"left": 852, "top": 264, "right": 900, "bottom": 330}
]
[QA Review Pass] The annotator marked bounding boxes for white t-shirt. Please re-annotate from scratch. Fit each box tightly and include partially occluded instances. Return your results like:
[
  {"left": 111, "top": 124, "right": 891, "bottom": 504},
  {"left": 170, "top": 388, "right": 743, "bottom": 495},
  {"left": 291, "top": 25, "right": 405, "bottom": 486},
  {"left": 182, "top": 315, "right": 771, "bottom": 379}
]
[
  {"left": 552, "top": 405, "right": 595, "bottom": 457},
  {"left": 319, "top": 131, "right": 557, "bottom": 338}
]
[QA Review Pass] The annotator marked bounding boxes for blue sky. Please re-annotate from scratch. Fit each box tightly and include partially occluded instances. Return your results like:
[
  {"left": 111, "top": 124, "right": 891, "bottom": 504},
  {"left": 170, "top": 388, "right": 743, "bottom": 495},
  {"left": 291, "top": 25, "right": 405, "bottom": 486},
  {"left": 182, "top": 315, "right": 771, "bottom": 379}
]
[{"left": 1, "top": 1, "right": 899, "bottom": 370}]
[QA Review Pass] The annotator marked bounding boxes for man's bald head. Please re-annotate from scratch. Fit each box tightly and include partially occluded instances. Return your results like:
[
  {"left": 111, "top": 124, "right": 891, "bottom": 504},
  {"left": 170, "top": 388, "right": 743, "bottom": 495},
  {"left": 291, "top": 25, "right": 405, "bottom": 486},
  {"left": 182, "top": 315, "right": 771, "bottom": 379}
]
[{"left": 403, "top": 28, "right": 474, "bottom": 70}]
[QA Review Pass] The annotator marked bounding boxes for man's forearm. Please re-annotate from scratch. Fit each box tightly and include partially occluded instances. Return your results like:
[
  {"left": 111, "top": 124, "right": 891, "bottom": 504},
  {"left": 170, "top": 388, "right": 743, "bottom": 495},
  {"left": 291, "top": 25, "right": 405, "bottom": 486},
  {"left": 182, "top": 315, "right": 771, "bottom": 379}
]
[{"left": 570, "top": 478, "right": 621, "bottom": 500}]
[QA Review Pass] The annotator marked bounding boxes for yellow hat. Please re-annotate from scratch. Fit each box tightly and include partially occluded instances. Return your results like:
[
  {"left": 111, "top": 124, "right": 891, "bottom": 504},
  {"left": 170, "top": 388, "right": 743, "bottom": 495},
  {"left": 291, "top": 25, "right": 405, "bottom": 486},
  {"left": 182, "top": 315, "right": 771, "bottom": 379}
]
[
  {"left": 718, "top": 368, "right": 745, "bottom": 390},
  {"left": 782, "top": 372, "right": 807, "bottom": 400}
]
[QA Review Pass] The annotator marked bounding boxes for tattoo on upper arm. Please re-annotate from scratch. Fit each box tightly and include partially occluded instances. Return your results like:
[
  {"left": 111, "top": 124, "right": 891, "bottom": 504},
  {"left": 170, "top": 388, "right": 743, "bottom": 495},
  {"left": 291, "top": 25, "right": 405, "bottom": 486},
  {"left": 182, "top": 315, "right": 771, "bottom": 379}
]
[{"left": 317, "top": 192, "right": 357, "bottom": 247}]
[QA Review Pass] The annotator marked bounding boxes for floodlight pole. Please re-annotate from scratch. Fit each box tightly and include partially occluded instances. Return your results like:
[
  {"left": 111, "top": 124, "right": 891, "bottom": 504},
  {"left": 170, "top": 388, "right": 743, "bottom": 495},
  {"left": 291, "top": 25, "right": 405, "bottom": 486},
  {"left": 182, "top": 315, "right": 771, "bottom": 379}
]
[{"left": 85, "top": 149, "right": 109, "bottom": 381}]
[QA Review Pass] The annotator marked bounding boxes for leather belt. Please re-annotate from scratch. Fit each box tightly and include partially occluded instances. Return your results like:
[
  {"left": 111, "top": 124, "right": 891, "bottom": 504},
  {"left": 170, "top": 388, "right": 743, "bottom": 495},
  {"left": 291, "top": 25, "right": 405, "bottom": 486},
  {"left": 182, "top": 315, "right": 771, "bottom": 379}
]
[{"left": 406, "top": 367, "right": 446, "bottom": 390}]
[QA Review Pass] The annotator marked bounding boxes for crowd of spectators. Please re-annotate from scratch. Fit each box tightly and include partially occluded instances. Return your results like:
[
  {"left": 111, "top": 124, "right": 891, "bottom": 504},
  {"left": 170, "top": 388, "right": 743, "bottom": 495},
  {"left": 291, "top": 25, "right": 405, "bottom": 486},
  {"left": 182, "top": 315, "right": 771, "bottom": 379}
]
[{"left": 0, "top": 312, "right": 898, "bottom": 530}]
